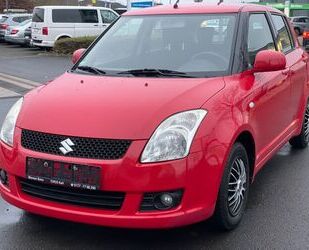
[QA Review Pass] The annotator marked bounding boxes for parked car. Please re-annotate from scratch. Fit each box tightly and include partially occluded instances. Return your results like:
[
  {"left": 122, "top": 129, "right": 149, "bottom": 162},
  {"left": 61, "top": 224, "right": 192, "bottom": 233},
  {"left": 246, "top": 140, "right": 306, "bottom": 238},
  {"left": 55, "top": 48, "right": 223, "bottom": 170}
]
[
  {"left": 4, "top": 19, "right": 31, "bottom": 45},
  {"left": 290, "top": 16, "right": 309, "bottom": 36},
  {"left": 0, "top": 13, "right": 31, "bottom": 40},
  {"left": 304, "top": 28, "right": 309, "bottom": 51},
  {"left": 1, "top": 4, "right": 309, "bottom": 231},
  {"left": 24, "top": 26, "right": 32, "bottom": 46},
  {"left": 31, "top": 6, "right": 119, "bottom": 48}
]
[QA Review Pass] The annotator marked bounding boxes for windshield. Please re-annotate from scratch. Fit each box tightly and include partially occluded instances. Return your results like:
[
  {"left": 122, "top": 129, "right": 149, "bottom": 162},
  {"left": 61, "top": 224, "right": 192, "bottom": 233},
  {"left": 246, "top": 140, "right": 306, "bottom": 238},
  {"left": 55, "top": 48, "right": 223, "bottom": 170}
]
[{"left": 77, "top": 14, "right": 237, "bottom": 78}]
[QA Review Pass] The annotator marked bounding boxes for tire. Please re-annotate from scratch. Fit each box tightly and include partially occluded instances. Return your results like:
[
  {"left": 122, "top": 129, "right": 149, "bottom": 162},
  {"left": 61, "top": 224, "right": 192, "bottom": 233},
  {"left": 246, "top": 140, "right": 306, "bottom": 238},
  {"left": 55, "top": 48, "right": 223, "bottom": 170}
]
[
  {"left": 290, "top": 102, "right": 309, "bottom": 149},
  {"left": 214, "top": 142, "right": 250, "bottom": 231},
  {"left": 294, "top": 28, "right": 301, "bottom": 36}
]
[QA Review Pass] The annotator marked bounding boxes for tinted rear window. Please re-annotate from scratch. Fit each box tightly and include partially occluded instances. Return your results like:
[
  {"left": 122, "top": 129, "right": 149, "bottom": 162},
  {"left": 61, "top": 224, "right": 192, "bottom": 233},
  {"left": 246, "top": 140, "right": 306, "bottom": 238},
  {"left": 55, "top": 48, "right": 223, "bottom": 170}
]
[
  {"left": 52, "top": 9, "right": 98, "bottom": 23},
  {"left": 32, "top": 8, "right": 45, "bottom": 22}
]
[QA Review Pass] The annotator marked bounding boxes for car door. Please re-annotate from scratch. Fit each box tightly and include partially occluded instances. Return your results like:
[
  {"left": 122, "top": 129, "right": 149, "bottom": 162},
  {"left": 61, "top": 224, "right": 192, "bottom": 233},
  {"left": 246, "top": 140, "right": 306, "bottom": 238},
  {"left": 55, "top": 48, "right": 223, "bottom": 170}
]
[
  {"left": 74, "top": 9, "right": 101, "bottom": 37},
  {"left": 100, "top": 10, "right": 118, "bottom": 32},
  {"left": 271, "top": 14, "right": 308, "bottom": 122},
  {"left": 246, "top": 13, "right": 292, "bottom": 158}
]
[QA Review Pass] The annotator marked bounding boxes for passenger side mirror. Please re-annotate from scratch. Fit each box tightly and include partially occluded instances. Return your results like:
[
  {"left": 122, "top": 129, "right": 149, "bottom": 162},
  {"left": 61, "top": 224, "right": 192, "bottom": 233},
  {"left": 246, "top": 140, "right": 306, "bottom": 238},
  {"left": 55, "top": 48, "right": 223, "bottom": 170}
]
[
  {"left": 253, "top": 50, "right": 286, "bottom": 73},
  {"left": 72, "top": 48, "right": 86, "bottom": 64}
]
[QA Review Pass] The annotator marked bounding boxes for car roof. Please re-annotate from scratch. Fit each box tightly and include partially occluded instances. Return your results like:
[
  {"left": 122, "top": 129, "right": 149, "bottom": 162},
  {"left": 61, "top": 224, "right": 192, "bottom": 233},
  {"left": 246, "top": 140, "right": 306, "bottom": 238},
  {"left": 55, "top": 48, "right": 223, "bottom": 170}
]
[
  {"left": 124, "top": 3, "right": 282, "bottom": 16},
  {"left": 34, "top": 6, "right": 113, "bottom": 10},
  {"left": 6, "top": 13, "right": 31, "bottom": 17}
]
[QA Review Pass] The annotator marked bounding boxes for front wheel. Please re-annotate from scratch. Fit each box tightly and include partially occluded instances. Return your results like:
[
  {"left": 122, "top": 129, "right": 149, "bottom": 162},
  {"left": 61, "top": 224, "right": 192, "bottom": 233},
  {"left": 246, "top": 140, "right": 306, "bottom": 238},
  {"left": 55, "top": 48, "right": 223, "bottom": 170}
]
[
  {"left": 214, "top": 142, "right": 250, "bottom": 230},
  {"left": 290, "top": 102, "right": 309, "bottom": 149}
]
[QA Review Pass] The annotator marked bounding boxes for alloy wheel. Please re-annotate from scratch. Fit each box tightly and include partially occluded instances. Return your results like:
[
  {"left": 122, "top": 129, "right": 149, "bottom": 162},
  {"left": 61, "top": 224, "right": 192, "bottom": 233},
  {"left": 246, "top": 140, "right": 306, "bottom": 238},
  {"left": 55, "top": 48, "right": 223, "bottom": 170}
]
[{"left": 227, "top": 158, "right": 247, "bottom": 217}]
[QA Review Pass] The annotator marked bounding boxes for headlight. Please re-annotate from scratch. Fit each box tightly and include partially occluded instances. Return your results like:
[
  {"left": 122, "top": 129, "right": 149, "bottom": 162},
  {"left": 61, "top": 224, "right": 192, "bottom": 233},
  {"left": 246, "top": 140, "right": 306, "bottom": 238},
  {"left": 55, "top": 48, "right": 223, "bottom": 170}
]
[
  {"left": 141, "top": 109, "right": 207, "bottom": 163},
  {"left": 0, "top": 98, "right": 23, "bottom": 147}
]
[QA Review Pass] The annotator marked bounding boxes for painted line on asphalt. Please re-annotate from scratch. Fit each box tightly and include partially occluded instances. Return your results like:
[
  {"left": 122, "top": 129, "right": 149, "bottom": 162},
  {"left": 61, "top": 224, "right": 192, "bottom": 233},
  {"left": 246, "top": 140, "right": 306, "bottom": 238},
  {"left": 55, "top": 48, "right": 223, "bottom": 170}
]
[
  {"left": 0, "top": 73, "right": 41, "bottom": 87},
  {"left": 0, "top": 86, "right": 21, "bottom": 98}
]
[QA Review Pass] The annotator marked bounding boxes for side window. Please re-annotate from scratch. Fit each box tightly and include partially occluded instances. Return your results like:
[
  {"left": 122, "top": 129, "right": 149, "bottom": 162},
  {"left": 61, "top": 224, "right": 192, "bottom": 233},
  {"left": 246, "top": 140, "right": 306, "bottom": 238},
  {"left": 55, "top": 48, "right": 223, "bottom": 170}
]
[
  {"left": 79, "top": 10, "right": 98, "bottom": 23},
  {"left": 271, "top": 15, "right": 293, "bottom": 54},
  {"left": 305, "top": 18, "right": 309, "bottom": 23},
  {"left": 100, "top": 10, "right": 118, "bottom": 24},
  {"left": 247, "top": 14, "right": 275, "bottom": 66},
  {"left": 53, "top": 9, "right": 81, "bottom": 23}
]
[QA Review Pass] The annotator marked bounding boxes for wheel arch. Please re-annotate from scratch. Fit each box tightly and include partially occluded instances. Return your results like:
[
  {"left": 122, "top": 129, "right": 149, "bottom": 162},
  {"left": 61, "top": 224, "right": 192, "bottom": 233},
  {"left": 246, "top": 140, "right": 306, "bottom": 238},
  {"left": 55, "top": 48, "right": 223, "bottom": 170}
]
[
  {"left": 56, "top": 34, "right": 72, "bottom": 41},
  {"left": 234, "top": 130, "right": 256, "bottom": 183}
]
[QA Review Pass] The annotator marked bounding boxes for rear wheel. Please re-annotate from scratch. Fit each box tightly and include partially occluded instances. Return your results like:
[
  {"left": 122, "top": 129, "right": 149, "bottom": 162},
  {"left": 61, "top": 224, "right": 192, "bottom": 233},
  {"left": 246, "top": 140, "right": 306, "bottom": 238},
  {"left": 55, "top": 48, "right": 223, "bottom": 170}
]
[
  {"left": 214, "top": 143, "right": 250, "bottom": 230},
  {"left": 290, "top": 102, "right": 309, "bottom": 149}
]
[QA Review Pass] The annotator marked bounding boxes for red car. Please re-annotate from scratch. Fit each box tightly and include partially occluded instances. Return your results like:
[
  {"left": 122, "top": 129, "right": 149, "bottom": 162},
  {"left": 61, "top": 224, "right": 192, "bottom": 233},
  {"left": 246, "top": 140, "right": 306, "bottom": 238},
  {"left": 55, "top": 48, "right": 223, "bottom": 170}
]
[{"left": 1, "top": 4, "right": 309, "bottom": 230}]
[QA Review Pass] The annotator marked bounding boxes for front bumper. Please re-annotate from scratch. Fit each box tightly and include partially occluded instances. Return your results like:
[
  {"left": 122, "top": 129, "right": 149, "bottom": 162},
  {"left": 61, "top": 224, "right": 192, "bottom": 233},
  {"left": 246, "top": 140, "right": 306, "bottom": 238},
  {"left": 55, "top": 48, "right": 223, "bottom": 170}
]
[{"left": 0, "top": 128, "right": 220, "bottom": 229}]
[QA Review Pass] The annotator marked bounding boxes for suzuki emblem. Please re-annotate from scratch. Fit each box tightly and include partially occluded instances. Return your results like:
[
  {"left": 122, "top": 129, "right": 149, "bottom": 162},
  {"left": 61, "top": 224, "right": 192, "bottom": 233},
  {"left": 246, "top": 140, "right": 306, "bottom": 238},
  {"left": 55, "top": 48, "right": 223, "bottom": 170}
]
[{"left": 59, "top": 138, "right": 75, "bottom": 155}]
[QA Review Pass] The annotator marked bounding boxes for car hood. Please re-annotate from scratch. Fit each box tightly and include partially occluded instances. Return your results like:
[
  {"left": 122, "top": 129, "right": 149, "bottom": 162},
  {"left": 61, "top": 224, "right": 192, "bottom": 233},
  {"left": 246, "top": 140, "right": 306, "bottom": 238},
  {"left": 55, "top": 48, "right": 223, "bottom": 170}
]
[{"left": 18, "top": 72, "right": 225, "bottom": 139}]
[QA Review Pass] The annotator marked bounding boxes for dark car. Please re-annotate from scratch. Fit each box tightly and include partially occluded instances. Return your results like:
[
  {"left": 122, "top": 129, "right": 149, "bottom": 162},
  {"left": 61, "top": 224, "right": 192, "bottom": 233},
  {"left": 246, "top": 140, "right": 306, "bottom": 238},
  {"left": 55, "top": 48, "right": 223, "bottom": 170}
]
[
  {"left": 24, "top": 25, "right": 32, "bottom": 46},
  {"left": 290, "top": 16, "right": 309, "bottom": 36},
  {"left": 304, "top": 28, "right": 309, "bottom": 51}
]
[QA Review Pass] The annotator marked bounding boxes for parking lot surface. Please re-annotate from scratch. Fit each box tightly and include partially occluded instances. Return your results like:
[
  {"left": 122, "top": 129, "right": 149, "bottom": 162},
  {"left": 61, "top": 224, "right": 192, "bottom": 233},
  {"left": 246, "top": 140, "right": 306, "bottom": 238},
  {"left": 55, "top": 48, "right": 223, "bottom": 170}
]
[{"left": 1, "top": 41, "right": 309, "bottom": 249}]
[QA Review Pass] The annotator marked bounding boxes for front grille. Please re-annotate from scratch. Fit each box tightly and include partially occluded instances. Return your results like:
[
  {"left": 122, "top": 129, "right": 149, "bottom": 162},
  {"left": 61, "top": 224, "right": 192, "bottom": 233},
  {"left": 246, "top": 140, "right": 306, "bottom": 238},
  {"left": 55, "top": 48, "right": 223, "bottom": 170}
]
[
  {"left": 20, "top": 178, "right": 125, "bottom": 210},
  {"left": 21, "top": 129, "right": 131, "bottom": 160}
]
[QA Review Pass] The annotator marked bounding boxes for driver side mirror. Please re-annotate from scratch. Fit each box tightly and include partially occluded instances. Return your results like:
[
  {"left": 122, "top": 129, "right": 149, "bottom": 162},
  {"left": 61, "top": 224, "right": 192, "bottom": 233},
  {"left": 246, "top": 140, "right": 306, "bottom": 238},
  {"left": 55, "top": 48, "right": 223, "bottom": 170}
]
[
  {"left": 253, "top": 50, "right": 286, "bottom": 73},
  {"left": 72, "top": 48, "right": 86, "bottom": 64}
]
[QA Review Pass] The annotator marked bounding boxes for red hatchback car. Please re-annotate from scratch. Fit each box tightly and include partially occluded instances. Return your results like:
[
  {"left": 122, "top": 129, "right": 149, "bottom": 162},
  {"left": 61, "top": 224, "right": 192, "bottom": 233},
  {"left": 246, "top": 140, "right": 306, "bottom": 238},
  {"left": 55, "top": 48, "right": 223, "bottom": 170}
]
[{"left": 1, "top": 4, "right": 309, "bottom": 230}]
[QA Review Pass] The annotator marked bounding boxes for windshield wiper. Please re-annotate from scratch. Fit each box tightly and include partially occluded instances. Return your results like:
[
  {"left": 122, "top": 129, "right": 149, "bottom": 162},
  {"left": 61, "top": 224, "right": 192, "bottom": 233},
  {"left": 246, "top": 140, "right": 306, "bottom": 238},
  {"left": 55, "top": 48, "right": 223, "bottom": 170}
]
[
  {"left": 117, "top": 69, "right": 196, "bottom": 78},
  {"left": 75, "top": 66, "right": 106, "bottom": 75}
]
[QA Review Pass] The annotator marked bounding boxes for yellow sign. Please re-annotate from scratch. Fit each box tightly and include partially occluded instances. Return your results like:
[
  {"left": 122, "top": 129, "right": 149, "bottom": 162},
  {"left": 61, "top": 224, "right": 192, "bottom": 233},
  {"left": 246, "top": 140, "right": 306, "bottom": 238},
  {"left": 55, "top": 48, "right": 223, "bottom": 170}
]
[{"left": 92, "top": 0, "right": 97, "bottom": 4}]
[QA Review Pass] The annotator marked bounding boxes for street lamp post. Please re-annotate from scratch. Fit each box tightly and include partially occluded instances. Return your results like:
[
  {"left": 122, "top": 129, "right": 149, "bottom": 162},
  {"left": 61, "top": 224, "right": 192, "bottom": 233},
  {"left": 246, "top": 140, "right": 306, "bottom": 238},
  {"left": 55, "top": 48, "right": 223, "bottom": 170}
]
[{"left": 5, "top": 0, "right": 9, "bottom": 13}]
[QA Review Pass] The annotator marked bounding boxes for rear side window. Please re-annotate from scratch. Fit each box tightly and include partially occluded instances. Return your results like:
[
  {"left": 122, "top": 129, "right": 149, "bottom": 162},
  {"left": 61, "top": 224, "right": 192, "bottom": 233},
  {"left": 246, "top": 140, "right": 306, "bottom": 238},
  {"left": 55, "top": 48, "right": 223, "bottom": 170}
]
[
  {"left": 52, "top": 9, "right": 98, "bottom": 23},
  {"left": 32, "top": 8, "right": 45, "bottom": 22},
  {"left": 271, "top": 15, "right": 293, "bottom": 54},
  {"left": 247, "top": 14, "right": 275, "bottom": 66},
  {"left": 100, "top": 10, "right": 118, "bottom": 24}
]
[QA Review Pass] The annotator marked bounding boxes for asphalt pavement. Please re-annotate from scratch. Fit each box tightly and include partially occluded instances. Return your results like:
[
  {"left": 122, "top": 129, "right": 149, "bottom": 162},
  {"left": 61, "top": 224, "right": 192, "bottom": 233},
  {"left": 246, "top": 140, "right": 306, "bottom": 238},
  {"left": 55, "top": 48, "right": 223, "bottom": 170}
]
[{"left": 1, "top": 42, "right": 309, "bottom": 250}]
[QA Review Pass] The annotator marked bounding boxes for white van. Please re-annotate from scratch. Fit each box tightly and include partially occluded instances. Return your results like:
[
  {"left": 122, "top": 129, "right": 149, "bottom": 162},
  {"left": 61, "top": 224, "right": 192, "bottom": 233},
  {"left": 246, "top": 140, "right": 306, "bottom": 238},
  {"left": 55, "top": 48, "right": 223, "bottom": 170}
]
[{"left": 31, "top": 6, "right": 119, "bottom": 48}]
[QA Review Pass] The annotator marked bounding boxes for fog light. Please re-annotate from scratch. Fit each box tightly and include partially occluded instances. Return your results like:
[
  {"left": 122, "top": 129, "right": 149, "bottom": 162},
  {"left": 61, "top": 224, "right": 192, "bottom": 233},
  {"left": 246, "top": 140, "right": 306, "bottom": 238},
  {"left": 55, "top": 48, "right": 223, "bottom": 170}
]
[
  {"left": 0, "top": 169, "right": 8, "bottom": 186},
  {"left": 160, "top": 193, "right": 174, "bottom": 207}
]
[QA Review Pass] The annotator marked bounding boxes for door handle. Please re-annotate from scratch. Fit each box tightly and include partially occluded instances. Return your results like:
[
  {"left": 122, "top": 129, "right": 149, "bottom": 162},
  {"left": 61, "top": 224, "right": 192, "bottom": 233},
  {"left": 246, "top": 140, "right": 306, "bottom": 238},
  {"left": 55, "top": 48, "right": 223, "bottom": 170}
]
[{"left": 93, "top": 24, "right": 99, "bottom": 27}]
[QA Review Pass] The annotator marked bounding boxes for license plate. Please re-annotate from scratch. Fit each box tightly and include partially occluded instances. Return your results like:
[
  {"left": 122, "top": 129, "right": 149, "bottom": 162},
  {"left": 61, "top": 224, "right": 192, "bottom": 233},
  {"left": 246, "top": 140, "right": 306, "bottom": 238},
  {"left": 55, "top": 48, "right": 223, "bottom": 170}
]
[
  {"left": 32, "top": 29, "right": 39, "bottom": 34},
  {"left": 26, "top": 158, "right": 101, "bottom": 190}
]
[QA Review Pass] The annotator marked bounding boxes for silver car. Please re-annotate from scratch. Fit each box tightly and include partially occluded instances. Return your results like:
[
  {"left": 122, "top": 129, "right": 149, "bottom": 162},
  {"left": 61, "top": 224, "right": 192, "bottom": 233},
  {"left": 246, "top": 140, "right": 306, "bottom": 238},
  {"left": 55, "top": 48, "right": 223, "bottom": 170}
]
[
  {"left": 290, "top": 16, "right": 309, "bottom": 36},
  {"left": 4, "top": 19, "right": 31, "bottom": 45},
  {"left": 0, "top": 13, "right": 31, "bottom": 40}
]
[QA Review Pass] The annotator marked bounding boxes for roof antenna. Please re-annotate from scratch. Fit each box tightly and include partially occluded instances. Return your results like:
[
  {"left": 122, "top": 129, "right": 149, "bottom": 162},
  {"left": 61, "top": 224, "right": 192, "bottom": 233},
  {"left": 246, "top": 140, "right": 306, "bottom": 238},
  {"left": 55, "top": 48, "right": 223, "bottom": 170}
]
[
  {"left": 217, "top": 0, "right": 223, "bottom": 5},
  {"left": 174, "top": 0, "right": 180, "bottom": 9}
]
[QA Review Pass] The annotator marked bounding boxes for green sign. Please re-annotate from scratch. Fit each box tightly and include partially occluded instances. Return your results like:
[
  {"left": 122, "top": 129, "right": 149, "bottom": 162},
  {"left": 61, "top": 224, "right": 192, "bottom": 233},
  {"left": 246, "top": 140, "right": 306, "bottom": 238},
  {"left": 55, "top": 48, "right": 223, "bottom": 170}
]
[{"left": 256, "top": 2, "right": 309, "bottom": 10}]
